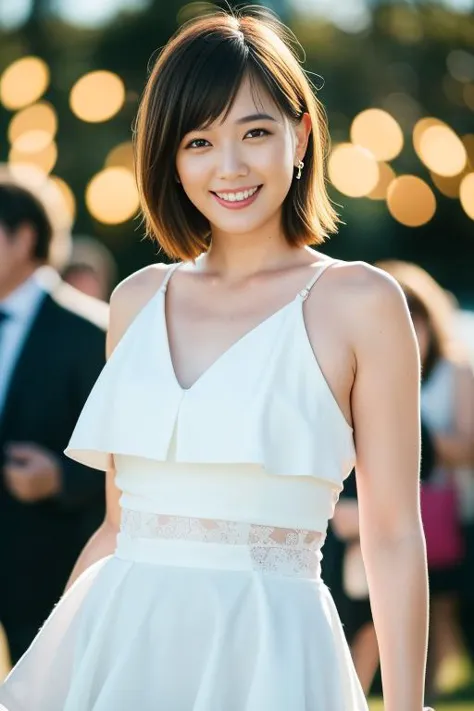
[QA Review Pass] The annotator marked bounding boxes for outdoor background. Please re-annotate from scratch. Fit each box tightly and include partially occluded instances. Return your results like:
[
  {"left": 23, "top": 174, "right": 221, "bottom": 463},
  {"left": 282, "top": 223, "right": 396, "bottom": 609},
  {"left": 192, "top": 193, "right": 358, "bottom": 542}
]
[
  {"left": 0, "top": 0, "right": 473, "bottom": 299},
  {"left": 0, "top": 0, "right": 474, "bottom": 707}
]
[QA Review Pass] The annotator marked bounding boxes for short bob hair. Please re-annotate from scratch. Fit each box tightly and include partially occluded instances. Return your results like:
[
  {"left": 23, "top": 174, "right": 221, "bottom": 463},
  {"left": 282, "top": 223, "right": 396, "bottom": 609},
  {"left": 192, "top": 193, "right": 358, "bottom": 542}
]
[{"left": 134, "top": 9, "right": 339, "bottom": 261}]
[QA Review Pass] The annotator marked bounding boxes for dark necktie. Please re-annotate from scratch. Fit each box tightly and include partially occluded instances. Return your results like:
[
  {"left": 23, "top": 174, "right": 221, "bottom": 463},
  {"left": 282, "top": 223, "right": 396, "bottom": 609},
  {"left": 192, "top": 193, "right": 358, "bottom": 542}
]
[{"left": 0, "top": 308, "right": 9, "bottom": 358}]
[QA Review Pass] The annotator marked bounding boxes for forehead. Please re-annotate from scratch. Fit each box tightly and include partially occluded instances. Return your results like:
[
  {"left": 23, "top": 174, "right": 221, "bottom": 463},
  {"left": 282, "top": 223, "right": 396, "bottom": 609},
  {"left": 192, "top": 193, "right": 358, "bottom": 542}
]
[{"left": 214, "top": 75, "right": 283, "bottom": 127}]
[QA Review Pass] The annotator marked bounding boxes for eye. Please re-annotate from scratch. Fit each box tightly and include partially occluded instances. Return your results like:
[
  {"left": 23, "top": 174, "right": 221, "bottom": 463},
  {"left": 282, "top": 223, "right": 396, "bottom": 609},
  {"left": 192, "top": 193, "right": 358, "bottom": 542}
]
[
  {"left": 245, "top": 128, "right": 270, "bottom": 139},
  {"left": 185, "top": 138, "right": 211, "bottom": 149}
]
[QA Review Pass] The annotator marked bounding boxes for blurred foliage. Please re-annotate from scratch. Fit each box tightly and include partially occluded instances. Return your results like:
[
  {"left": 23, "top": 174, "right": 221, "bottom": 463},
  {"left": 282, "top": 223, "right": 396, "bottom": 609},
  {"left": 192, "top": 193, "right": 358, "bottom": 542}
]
[{"left": 0, "top": 1, "right": 473, "bottom": 300}]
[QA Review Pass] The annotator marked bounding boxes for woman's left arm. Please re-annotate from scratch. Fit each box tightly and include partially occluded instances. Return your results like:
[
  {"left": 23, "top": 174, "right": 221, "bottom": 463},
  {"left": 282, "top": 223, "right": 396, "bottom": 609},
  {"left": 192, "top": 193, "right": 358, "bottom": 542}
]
[{"left": 349, "top": 267, "right": 429, "bottom": 711}]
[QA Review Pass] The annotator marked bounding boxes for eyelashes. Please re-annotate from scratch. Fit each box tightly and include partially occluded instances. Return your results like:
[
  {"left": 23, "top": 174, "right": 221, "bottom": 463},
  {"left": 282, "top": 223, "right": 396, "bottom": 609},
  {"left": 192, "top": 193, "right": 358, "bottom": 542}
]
[{"left": 184, "top": 128, "right": 271, "bottom": 150}]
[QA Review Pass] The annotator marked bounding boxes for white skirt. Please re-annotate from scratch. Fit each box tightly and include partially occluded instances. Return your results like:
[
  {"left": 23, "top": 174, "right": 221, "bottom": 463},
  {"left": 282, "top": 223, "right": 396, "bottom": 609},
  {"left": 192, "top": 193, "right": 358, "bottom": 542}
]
[{"left": 0, "top": 514, "right": 368, "bottom": 711}]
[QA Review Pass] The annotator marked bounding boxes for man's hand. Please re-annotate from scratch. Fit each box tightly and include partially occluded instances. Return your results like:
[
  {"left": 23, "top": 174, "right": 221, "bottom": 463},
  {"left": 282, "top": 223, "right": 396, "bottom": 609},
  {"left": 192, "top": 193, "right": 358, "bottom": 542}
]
[{"left": 3, "top": 442, "right": 62, "bottom": 503}]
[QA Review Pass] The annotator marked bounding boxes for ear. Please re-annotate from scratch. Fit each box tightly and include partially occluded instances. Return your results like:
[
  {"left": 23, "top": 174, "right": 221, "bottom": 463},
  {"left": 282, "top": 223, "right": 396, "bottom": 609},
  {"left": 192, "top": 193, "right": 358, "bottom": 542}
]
[{"left": 294, "top": 112, "right": 312, "bottom": 164}]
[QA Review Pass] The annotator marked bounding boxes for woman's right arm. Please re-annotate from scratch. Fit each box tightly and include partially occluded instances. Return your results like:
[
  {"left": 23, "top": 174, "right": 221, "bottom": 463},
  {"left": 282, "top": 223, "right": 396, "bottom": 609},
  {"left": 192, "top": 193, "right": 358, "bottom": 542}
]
[
  {"left": 64, "top": 459, "right": 121, "bottom": 591},
  {"left": 64, "top": 265, "right": 169, "bottom": 592}
]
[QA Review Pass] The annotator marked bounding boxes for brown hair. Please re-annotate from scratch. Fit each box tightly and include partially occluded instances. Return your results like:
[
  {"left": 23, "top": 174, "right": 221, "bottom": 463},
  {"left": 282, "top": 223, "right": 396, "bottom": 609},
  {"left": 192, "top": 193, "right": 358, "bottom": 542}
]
[
  {"left": 134, "top": 8, "right": 339, "bottom": 261},
  {"left": 376, "top": 260, "right": 455, "bottom": 381}
]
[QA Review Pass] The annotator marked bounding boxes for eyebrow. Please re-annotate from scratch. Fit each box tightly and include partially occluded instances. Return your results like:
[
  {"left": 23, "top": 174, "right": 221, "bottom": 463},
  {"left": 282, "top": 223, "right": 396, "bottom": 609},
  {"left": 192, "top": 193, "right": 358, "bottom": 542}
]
[
  {"left": 188, "top": 113, "right": 278, "bottom": 135},
  {"left": 234, "top": 113, "right": 277, "bottom": 124}
]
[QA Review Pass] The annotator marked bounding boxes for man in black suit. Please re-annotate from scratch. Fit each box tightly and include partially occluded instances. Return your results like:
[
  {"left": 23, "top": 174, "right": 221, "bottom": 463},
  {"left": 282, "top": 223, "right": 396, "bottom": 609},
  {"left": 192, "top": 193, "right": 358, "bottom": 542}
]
[{"left": 0, "top": 181, "right": 108, "bottom": 664}]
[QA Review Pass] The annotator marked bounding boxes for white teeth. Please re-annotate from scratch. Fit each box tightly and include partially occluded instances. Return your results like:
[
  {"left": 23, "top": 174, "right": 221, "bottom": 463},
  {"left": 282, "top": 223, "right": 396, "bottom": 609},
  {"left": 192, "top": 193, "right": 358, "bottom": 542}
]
[{"left": 215, "top": 187, "right": 259, "bottom": 202}]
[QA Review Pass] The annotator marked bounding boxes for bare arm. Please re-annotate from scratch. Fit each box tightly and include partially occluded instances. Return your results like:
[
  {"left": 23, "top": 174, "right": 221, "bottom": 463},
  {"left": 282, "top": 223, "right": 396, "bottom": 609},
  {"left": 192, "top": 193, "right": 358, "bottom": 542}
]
[
  {"left": 64, "top": 265, "right": 169, "bottom": 592},
  {"left": 350, "top": 267, "right": 428, "bottom": 711},
  {"left": 64, "top": 460, "right": 121, "bottom": 591}
]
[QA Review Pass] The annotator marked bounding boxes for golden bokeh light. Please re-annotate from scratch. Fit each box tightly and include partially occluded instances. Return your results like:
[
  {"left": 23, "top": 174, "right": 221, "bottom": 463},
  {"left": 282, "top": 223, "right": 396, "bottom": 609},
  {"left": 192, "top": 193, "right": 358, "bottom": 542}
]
[
  {"left": 9, "top": 141, "right": 58, "bottom": 175},
  {"left": 86, "top": 167, "right": 139, "bottom": 224},
  {"left": 8, "top": 102, "right": 57, "bottom": 151},
  {"left": 350, "top": 109, "right": 404, "bottom": 161},
  {"left": 5, "top": 163, "right": 49, "bottom": 190},
  {"left": 367, "top": 162, "right": 396, "bottom": 200},
  {"left": 460, "top": 173, "right": 474, "bottom": 220},
  {"left": 418, "top": 125, "right": 467, "bottom": 177},
  {"left": 462, "top": 134, "right": 474, "bottom": 167},
  {"left": 430, "top": 170, "right": 467, "bottom": 199},
  {"left": 387, "top": 175, "right": 436, "bottom": 226},
  {"left": 14, "top": 129, "right": 52, "bottom": 153},
  {"left": 430, "top": 135, "right": 474, "bottom": 198},
  {"left": 0, "top": 57, "right": 50, "bottom": 110},
  {"left": 413, "top": 117, "right": 445, "bottom": 156},
  {"left": 70, "top": 71, "right": 126, "bottom": 123},
  {"left": 328, "top": 143, "right": 379, "bottom": 198},
  {"left": 49, "top": 176, "right": 76, "bottom": 227},
  {"left": 105, "top": 141, "right": 135, "bottom": 172}
]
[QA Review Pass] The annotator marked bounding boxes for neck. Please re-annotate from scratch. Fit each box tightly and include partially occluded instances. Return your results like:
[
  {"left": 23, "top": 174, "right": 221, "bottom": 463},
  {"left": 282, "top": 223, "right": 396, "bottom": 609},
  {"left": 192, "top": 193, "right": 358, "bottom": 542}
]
[
  {"left": 202, "top": 216, "right": 298, "bottom": 283},
  {"left": 0, "top": 263, "right": 39, "bottom": 301}
]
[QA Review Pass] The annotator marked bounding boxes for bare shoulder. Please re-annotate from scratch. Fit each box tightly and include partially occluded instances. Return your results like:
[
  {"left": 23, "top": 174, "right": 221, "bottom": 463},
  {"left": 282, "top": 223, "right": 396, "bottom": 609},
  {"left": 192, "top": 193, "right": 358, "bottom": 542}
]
[
  {"left": 327, "top": 259, "right": 411, "bottom": 337},
  {"left": 327, "top": 258, "right": 404, "bottom": 301},
  {"left": 107, "top": 263, "right": 171, "bottom": 356}
]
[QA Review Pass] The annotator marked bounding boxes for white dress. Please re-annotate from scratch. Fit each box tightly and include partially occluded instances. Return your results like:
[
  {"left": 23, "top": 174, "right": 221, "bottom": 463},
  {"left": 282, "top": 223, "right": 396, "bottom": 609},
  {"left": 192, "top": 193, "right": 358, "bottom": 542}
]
[{"left": 0, "top": 260, "right": 369, "bottom": 710}]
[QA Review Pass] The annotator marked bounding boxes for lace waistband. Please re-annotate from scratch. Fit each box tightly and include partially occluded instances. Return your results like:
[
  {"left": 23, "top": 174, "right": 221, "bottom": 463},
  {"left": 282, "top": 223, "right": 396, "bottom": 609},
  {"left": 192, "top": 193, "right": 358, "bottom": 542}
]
[{"left": 118, "top": 510, "right": 325, "bottom": 579}]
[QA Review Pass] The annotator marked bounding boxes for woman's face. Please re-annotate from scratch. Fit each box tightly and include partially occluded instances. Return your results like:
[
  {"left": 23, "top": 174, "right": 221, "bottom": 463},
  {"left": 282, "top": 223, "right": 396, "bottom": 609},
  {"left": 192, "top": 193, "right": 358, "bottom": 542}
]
[
  {"left": 412, "top": 314, "right": 430, "bottom": 365},
  {"left": 175, "top": 75, "right": 310, "bottom": 239}
]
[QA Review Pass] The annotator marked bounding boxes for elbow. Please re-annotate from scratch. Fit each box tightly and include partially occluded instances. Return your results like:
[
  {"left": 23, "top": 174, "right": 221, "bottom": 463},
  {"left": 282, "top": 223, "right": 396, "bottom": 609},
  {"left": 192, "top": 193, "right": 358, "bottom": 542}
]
[{"left": 361, "top": 511, "right": 425, "bottom": 548}]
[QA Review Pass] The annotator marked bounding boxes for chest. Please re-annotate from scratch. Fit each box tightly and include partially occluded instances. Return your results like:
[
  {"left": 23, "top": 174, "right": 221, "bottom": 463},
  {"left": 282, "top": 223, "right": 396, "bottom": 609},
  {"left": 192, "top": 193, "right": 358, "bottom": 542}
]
[{"left": 163, "top": 287, "right": 353, "bottom": 427}]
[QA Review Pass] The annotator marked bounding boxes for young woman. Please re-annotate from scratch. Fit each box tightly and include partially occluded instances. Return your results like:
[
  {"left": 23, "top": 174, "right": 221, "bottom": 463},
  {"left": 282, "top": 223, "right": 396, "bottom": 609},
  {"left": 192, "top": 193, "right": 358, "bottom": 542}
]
[{"left": 0, "top": 10, "right": 432, "bottom": 711}]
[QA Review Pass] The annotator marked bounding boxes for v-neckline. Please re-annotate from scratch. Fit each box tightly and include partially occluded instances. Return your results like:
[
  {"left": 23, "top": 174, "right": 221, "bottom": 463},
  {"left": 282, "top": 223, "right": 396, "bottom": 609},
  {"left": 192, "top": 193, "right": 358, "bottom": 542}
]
[{"left": 161, "top": 289, "right": 298, "bottom": 394}]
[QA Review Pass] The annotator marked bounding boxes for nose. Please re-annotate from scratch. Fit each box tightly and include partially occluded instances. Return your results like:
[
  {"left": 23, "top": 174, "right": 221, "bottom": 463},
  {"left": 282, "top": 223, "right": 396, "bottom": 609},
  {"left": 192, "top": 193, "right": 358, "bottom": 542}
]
[{"left": 216, "top": 145, "right": 249, "bottom": 181}]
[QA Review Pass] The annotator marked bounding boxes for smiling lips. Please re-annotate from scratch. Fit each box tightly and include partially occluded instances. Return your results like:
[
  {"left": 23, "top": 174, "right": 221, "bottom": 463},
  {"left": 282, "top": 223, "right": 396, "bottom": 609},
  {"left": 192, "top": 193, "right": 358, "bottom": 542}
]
[{"left": 211, "top": 185, "right": 262, "bottom": 209}]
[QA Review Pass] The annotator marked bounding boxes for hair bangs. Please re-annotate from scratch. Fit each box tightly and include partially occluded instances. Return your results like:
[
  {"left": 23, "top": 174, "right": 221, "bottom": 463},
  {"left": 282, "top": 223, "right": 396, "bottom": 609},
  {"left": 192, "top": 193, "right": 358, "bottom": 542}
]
[
  {"left": 175, "top": 37, "right": 248, "bottom": 142},
  {"left": 174, "top": 37, "right": 302, "bottom": 144}
]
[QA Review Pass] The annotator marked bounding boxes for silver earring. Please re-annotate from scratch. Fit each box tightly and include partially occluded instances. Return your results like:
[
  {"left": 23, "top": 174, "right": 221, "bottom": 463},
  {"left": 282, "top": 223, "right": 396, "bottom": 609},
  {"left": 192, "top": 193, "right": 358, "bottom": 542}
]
[{"left": 296, "top": 160, "right": 304, "bottom": 180}]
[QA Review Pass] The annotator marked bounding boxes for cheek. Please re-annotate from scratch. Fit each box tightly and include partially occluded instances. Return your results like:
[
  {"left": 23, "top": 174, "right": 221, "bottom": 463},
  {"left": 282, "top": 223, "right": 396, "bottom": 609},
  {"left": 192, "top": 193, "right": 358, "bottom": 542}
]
[
  {"left": 260, "top": 137, "right": 294, "bottom": 174},
  {"left": 176, "top": 153, "right": 213, "bottom": 191}
]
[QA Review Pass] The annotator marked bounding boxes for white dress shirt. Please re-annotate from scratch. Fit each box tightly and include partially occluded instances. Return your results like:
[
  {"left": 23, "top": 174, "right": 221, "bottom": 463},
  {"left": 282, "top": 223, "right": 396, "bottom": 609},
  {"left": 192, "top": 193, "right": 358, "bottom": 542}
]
[{"left": 0, "top": 266, "right": 60, "bottom": 418}]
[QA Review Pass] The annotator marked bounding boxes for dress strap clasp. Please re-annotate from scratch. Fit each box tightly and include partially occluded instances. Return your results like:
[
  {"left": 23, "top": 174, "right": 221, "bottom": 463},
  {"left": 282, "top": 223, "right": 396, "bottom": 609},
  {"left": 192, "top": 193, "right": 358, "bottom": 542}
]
[
  {"left": 161, "top": 262, "right": 182, "bottom": 293},
  {"left": 298, "top": 260, "right": 336, "bottom": 301}
]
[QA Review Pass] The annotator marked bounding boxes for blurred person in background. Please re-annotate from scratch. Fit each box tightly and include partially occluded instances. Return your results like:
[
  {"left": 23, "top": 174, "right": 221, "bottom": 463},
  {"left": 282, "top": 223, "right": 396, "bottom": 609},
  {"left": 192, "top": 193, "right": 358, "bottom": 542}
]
[
  {"left": 453, "top": 305, "right": 474, "bottom": 665},
  {"left": 62, "top": 235, "right": 118, "bottom": 302},
  {"left": 0, "top": 180, "right": 107, "bottom": 666},
  {"left": 377, "top": 260, "right": 474, "bottom": 697}
]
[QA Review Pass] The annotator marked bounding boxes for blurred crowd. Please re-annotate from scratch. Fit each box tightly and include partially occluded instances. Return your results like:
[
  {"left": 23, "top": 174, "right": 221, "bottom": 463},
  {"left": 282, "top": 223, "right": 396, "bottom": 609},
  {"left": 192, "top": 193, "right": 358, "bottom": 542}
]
[{"left": 0, "top": 176, "right": 473, "bottom": 704}]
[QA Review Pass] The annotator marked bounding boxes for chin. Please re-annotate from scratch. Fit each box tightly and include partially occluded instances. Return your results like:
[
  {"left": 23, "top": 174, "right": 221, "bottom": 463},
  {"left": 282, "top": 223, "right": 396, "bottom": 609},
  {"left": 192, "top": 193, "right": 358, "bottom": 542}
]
[{"left": 209, "top": 217, "right": 270, "bottom": 236}]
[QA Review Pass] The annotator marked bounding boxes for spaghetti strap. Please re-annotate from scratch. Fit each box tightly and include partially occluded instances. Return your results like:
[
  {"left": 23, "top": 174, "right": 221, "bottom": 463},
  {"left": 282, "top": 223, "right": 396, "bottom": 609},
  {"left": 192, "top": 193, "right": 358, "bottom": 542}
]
[
  {"left": 298, "top": 260, "right": 337, "bottom": 301},
  {"left": 160, "top": 262, "right": 182, "bottom": 293}
]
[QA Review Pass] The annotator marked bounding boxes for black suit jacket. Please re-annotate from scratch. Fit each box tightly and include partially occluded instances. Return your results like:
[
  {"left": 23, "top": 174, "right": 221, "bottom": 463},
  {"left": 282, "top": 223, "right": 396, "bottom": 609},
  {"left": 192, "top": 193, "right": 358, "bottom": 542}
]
[{"left": 0, "top": 279, "right": 108, "bottom": 629}]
